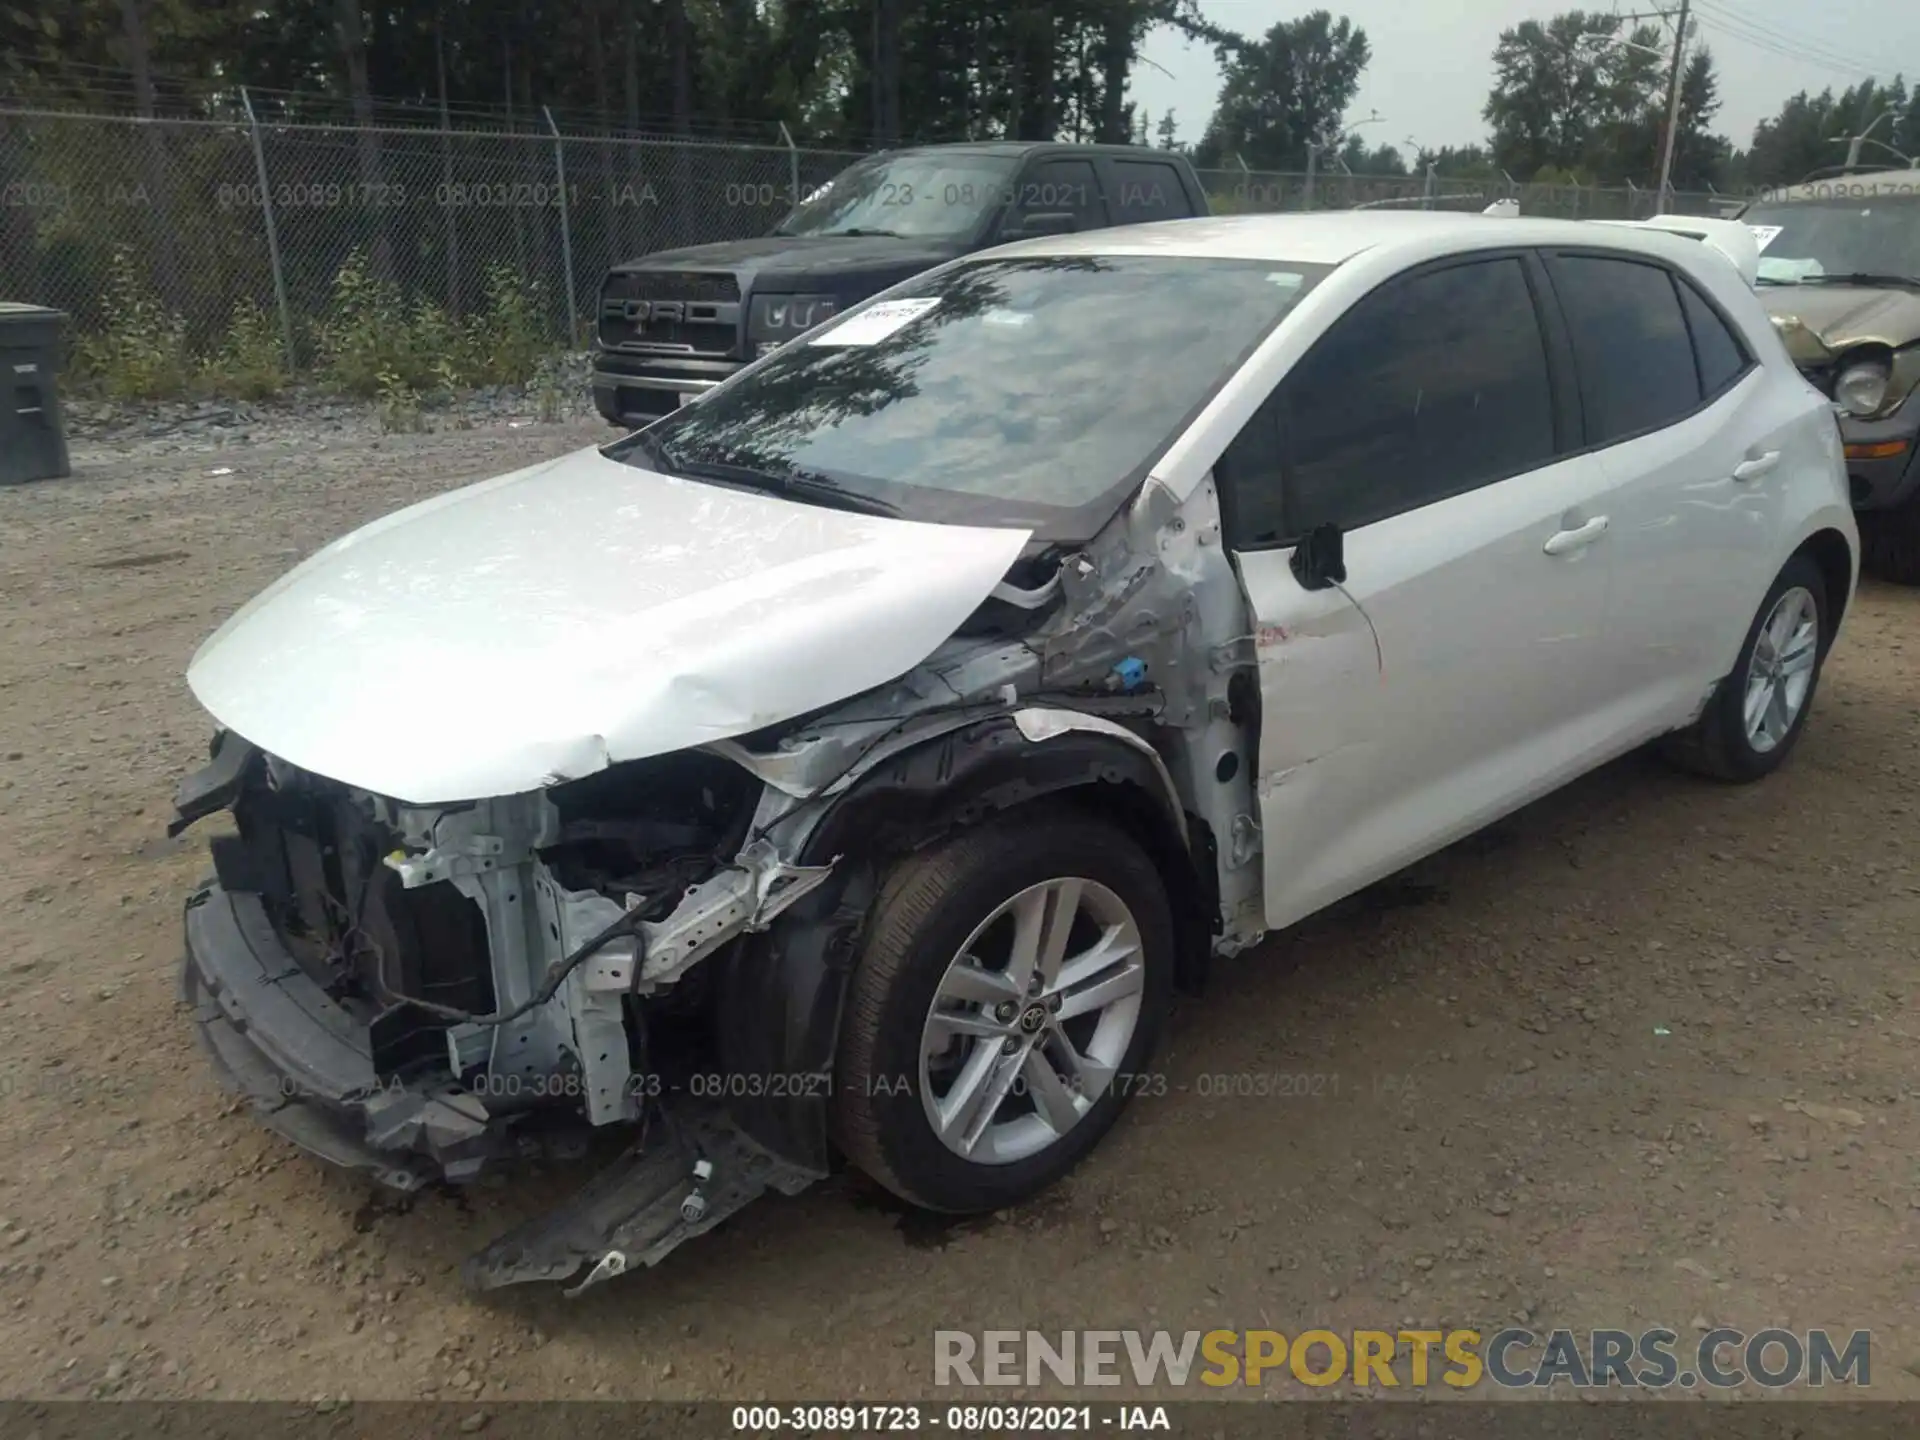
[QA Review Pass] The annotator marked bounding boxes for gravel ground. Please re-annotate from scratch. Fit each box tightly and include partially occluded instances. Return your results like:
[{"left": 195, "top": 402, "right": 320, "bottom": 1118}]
[{"left": 1, "top": 405, "right": 1918, "bottom": 1405}]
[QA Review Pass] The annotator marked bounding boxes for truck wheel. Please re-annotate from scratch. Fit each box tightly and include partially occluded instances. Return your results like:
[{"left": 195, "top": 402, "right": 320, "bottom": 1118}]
[
  {"left": 832, "top": 808, "right": 1174, "bottom": 1213},
  {"left": 592, "top": 393, "right": 628, "bottom": 429},
  {"left": 1861, "top": 496, "right": 1920, "bottom": 585},
  {"left": 1660, "top": 552, "right": 1829, "bottom": 782}
]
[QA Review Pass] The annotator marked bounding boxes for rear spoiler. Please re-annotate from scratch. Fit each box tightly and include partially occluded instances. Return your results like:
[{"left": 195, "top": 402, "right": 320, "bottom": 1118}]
[{"left": 1479, "top": 202, "right": 1760, "bottom": 288}]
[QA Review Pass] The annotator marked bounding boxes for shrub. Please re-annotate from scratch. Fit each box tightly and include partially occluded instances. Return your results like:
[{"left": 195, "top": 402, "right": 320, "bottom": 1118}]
[
  {"left": 531, "top": 354, "right": 566, "bottom": 423},
  {"left": 70, "top": 248, "right": 193, "bottom": 401},
  {"left": 315, "top": 250, "right": 423, "bottom": 396},
  {"left": 406, "top": 299, "right": 462, "bottom": 388},
  {"left": 315, "top": 251, "right": 558, "bottom": 403},
  {"left": 199, "top": 301, "right": 289, "bottom": 400},
  {"left": 460, "top": 262, "right": 549, "bottom": 387},
  {"left": 70, "top": 248, "right": 564, "bottom": 409},
  {"left": 375, "top": 369, "right": 424, "bottom": 433}
]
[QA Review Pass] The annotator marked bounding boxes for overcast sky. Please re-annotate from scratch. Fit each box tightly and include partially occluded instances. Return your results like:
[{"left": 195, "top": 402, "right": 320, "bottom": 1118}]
[{"left": 1130, "top": 0, "right": 1918, "bottom": 157}]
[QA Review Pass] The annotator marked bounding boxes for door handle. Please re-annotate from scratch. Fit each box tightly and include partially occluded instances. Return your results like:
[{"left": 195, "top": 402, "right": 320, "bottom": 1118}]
[
  {"left": 1732, "top": 450, "right": 1781, "bottom": 481},
  {"left": 1543, "top": 515, "right": 1609, "bottom": 556}
]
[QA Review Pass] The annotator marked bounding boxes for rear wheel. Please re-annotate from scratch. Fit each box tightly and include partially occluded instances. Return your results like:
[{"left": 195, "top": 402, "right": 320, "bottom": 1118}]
[
  {"left": 1861, "top": 495, "right": 1920, "bottom": 585},
  {"left": 832, "top": 809, "right": 1174, "bottom": 1213},
  {"left": 1660, "top": 552, "right": 1829, "bottom": 782}
]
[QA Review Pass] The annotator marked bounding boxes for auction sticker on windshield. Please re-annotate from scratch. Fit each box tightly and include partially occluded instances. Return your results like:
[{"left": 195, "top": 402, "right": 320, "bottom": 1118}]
[
  {"left": 812, "top": 297, "right": 940, "bottom": 347},
  {"left": 1747, "top": 224, "right": 1782, "bottom": 252}
]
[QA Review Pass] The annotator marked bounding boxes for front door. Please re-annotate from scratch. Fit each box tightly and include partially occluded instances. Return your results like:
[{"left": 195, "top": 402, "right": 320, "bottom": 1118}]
[{"left": 1217, "top": 253, "right": 1623, "bottom": 932}]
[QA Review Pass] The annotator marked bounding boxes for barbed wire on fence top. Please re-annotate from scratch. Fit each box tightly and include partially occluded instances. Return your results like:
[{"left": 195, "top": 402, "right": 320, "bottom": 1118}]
[
  {"left": 0, "top": 73, "right": 830, "bottom": 146},
  {"left": 0, "top": 104, "right": 1738, "bottom": 377}
]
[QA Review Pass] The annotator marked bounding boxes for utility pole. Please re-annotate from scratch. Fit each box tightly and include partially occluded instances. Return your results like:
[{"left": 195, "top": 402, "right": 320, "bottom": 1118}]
[{"left": 1655, "top": 0, "right": 1690, "bottom": 208}]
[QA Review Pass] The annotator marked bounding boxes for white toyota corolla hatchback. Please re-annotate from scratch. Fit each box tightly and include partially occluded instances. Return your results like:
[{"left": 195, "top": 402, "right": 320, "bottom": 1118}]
[{"left": 172, "top": 212, "right": 1855, "bottom": 1293}]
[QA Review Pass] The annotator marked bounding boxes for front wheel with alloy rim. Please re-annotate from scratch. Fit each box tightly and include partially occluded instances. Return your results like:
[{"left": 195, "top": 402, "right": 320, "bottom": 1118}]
[
  {"left": 832, "top": 809, "right": 1174, "bottom": 1213},
  {"left": 1660, "top": 551, "right": 1831, "bottom": 782}
]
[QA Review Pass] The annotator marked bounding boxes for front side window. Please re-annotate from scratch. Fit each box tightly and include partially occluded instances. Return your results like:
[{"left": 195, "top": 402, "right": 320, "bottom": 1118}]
[
  {"left": 1221, "top": 257, "right": 1557, "bottom": 545},
  {"left": 1549, "top": 254, "right": 1700, "bottom": 444},
  {"left": 608, "top": 255, "right": 1330, "bottom": 541},
  {"left": 773, "top": 152, "right": 1018, "bottom": 241}
]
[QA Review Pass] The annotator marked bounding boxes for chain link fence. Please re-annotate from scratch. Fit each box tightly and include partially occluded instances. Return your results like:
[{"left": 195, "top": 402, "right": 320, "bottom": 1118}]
[
  {"left": 0, "top": 107, "right": 864, "bottom": 370},
  {"left": 0, "top": 106, "right": 1738, "bottom": 373},
  {"left": 1193, "top": 167, "right": 1735, "bottom": 220}
]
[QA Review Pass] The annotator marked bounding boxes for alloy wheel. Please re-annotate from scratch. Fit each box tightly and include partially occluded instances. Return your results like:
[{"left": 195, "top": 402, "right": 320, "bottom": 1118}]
[
  {"left": 1743, "top": 584, "right": 1819, "bottom": 754},
  {"left": 918, "top": 877, "right": 1145, "bottom": 1165}
]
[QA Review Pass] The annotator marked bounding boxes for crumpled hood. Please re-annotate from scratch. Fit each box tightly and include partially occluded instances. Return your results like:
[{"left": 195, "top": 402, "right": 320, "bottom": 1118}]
[
  {"left": 1759, "top": 284, "right": 1920, "bottom": 366},
  {"left": 187, "top": 447, "right": 1030, "bottom": 803}
]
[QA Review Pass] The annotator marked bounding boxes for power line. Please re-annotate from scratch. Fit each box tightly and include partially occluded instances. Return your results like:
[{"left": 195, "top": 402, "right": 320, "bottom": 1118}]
[
  {"left": 1690, "top": 0, "right": 1889, "bottom": 81},
  {"left": 1691, "top": 0, "right": 1889, "bottom": 69},
  {"left": 1694, "top": 15, "right": 1882, "bottom": 83}
]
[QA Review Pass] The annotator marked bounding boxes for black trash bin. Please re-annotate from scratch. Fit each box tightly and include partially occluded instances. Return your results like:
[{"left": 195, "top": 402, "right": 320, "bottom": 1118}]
[{"left": 0, "top": 302, "right": 72, "bottom": 485}]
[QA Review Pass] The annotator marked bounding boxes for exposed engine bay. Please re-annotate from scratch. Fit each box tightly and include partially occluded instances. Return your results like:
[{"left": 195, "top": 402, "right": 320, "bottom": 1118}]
[{"left": 172, "top": 466, "right": 1266, "bottom": 1296}]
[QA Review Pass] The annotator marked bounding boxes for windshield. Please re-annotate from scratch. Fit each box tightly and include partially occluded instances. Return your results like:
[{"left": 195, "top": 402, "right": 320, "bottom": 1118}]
[
  {"left": 1742, "top": 194, "right": 1920, "bottom": 285},
  {"left": 774, "top": 152, "right": 1018, "bottom": 240},
  {"left": 606, "top": 255, "right": 1331, "bottom": 540}
]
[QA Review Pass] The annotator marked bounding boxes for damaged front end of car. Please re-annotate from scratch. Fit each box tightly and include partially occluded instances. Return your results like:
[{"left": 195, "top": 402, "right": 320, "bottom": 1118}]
[
  {"left": 168, "top": 430, "right": 1261, "bottom": 1296},
  {"left": 172, "top": 736, "right": 842, "bottom": 1292}
]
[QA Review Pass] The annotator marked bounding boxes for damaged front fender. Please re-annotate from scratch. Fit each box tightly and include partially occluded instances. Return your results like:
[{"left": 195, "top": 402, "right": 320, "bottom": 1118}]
[{"left": 712, "top": 709, "right": 1210, "bottom": 1174}]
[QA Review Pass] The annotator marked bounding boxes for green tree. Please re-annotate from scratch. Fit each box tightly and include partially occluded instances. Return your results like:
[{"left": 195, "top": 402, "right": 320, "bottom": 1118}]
[
  {"left": 1671, "top": 47, "right": 1733, "bottom": 189},
  {"left": 1484, "top": 10, "right": 1664, "bottom": 183},
  {"left": 1422, "top": 143, "right": 1500, "bottom": 180},
  {"left": 1608, "top": 42, "right": 1731, "bottom": 190},
  {"left": 1192, "top": 10, "right": 1372, "bottom": 171},
  {"left": 1745, "top": 78, "right": 1915, "bottom": 187},
  {"left": 1338, "top": 134, "right": 1405, "bottom": 175},
  {"left": 0, "top": 0, "right": 1259, "bottom": 151}
]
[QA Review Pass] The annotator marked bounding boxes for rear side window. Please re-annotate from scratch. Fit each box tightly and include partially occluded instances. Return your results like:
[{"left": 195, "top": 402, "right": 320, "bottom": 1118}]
[
  {"left": 1549, "top": 254, "right": 1700, "bottom": 442},
  {"left": 1676, "top": 278, "right": 1752, "bottom": 398},
  {"left": 1011, "top": 158, "right": 1105, "bottom": 232},
  {"left": 1109, "top": 160, "right": 1192, "bottom": 223},
  {"left": 1221, "top": 257, "right": 1556, "bottom": 543}
]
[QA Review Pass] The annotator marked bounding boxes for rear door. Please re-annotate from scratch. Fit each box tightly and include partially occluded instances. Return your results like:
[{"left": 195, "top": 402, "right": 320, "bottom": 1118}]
[
  {"left": 1102, "top": 156, "right": 1201, "bottom": 224},
  {"left": 1541, "top": 250, "right": 1784, "bottom": 731},
  {"left": 1223, "top": 253, "right": 1624, "bottom": 932}
]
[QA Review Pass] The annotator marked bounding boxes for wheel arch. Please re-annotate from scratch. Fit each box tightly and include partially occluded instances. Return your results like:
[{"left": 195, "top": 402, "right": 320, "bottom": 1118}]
[
  {"left": 799, "top": 712, "right": 1216, "bottom": 990},
  {"left": 709, "top": 711, "right": 1217, "bottom": 1173},
  {"left": 1793, "top": 525, "right": 1856, "bottom": 638}
]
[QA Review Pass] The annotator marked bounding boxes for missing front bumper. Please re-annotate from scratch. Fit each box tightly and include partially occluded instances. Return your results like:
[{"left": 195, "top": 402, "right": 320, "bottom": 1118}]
[
  {"left": 180, "top": 875, "right": 820, "bottom": 1293},
  {"left": 180, "top": 877, "right": 504, "bottom": 1190}
]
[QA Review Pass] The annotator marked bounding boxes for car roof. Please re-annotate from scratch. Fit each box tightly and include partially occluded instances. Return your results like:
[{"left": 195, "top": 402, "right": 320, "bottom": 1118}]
[
  {"left": 984, "top": 210, "right": 1727, "bottom": 268},
  {"left": 885, "top": 140, "right": 1178, "bottom": 160}
]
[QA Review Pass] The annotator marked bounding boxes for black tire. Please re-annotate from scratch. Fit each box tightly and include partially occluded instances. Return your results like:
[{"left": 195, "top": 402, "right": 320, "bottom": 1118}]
[
  {"left": 831, "top": 808, "right": 1175, "bottom": 1213},
  {"left": 1860, "top": 495, "right": 1920, "bottom": 586},
  {"left": 1660, "top": 551, "right": 1830, "bottom": 782}
]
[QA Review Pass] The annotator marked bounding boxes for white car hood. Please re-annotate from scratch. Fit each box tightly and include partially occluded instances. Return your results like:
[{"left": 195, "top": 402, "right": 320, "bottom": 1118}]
[{"left": 187, "top": 446, "right": 1031, "bottom": 802}]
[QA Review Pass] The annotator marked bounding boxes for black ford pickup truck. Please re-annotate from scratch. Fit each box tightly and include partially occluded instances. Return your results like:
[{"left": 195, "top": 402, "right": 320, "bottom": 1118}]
[{"left": 591, "top": 140, "right": 1212, "bottom": 427}]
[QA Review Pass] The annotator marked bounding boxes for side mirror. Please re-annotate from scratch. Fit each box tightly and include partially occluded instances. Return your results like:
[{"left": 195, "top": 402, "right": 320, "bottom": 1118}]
[
  {"left": 1289, "top": 523, "right": 1346, "bottom": 591},
  {"left": 1003, "top": 210, "right": 1078, "bottom": 240}
]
